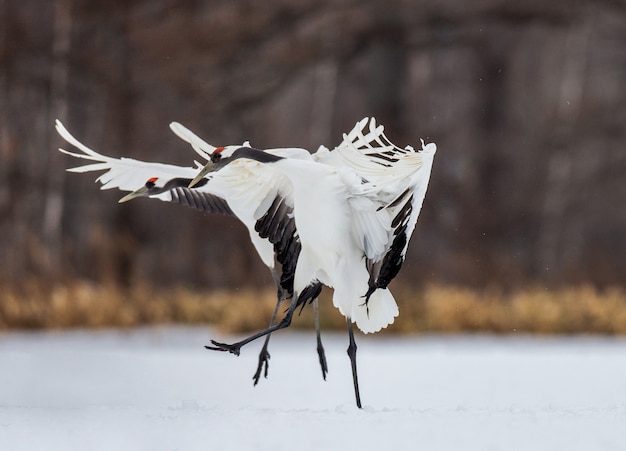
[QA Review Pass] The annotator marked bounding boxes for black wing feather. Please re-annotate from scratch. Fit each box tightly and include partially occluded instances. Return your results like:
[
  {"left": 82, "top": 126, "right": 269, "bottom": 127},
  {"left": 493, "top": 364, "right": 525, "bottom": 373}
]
[
  {"left": 363, "top": 194, "right": 414, "bottom": 304},
  {"left": 255, "top": 194, "right": 322, "bottom": 304},
  {"left": 170, "top": 187, "right": 233, "bottom": 216}
]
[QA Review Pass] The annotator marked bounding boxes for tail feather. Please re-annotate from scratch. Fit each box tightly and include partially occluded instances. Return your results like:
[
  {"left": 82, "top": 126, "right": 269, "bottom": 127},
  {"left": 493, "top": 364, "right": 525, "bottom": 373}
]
[{"left": 351, "top": 288, "right": 398, "bottom": 334}]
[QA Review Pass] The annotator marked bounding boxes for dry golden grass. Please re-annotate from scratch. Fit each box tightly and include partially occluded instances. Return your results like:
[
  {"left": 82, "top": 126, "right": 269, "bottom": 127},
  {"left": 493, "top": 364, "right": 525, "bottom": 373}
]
[
  {"left": 0, "top": 279, "right": 278, "bottom": 333},
  {"left": 2, "top": 279, "right": 626, "bottom": 334},
  {"left": 392, "top": 284, "right": 626, "bottom": 335}
]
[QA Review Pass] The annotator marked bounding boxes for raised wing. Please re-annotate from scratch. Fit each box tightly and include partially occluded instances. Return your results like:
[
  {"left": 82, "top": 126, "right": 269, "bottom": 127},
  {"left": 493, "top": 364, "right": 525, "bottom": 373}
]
[
  {"left": 170, "top": 120, "right": 313, "bottom": 163},
  {"left": 57, "top": 121, "right": 281, "bottom": 266},
  {"left": 316, "top": 117, "right": 434, "bottom": 186},
  {"left": 169, "top": 121, "right": 216, "bottom": 161},
  {"left": 170, "top": 122, "right": 327, "bottom": 303},
  {"left": 56, "top": 120, "right": 202, "bottom": 192},
  {"left": 338, "top": 122, "right": 436, "bottom": 303}
]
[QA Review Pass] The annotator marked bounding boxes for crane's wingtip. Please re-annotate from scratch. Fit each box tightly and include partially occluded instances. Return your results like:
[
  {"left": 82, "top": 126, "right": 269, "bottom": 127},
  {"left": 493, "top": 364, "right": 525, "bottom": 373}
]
[
  {"left": 421, "top": 141, "right": 437, "bottom": 154},
  {"left": 169, "top": 121, "right": 183, "bottom": 131}
]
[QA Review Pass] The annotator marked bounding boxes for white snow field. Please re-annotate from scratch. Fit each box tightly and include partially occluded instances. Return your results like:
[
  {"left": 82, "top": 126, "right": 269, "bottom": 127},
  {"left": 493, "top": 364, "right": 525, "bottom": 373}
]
[{"left": 1, "top": 327, "right": 625, "bottom": 451}]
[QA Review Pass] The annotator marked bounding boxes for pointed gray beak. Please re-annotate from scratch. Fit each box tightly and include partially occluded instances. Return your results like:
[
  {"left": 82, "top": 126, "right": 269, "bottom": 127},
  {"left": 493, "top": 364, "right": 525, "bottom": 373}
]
[
  {"left": 189, "top": 162, "right": 215, "bottom": 188},
  {"left": 118, "top": 186, "right": 150, "bottom": 203}
]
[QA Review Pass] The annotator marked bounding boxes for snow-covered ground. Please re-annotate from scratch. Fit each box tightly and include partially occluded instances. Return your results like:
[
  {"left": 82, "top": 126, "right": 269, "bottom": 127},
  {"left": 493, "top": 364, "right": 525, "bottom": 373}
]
[{"left": 1, "top": 327, "right": 625, "bottom": 450}]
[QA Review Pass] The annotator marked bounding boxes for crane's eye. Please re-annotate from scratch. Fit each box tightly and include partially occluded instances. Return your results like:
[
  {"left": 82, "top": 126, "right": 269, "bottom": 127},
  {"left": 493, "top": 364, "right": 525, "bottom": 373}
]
[
  {"left": 145, "top": 177, "right": 158, "bottom": 189},
  {"left": 211, "top": 152, "right": 222, "bottom": 163}
]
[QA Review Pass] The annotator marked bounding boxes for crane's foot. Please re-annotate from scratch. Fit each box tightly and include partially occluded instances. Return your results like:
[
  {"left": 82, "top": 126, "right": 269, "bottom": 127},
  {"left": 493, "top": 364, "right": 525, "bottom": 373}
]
[
  {"left": 205, "top": 340, "right": 241, "bottom": 356},
  {"left": 252, "top": 346, "right": 271, "bottom": 386}
]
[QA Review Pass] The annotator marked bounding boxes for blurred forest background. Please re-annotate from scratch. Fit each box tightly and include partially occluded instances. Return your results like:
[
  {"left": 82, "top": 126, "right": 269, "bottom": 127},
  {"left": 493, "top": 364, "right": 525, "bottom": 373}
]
[{"left": 1, "top": 0, "right": 625, "bottom": 332}]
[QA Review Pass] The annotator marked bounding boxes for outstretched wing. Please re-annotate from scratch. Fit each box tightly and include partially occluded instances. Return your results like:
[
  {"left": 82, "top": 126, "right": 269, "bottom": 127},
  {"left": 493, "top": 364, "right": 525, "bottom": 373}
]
[
  {"left": 56, "top": 120, "right": 203, "bottom": 193},
  {"left": 170, "top": 122, "right": 325, "bottom": 302},
  {"left": 337, "top": 120, "right": 436, "bottom": 300},
  {"left": 316, "top": 117, "right": 433, "bottom": 186},
  {"left": 57, "top": 120, "right": 316, "bottom": 298},
  {"left": 169, "top": 121, "right": 216, "bottom": 161}
]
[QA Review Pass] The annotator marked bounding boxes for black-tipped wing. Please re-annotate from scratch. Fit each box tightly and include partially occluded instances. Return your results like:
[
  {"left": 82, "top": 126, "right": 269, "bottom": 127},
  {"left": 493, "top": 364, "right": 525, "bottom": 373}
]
[
  {"left": 327, "top": 119, "right": 436, "bottom": 302},
  {"left": 170, "top": 187, "right": 233, "bottom": 216},
  {"left": 254, "top": 193, "right": 322, "bottom": 306},
  {"left": 255, "top": 195, "right": 298, "bottom": 294},
  {"left": 362, "top": 192, "right": 413, "bottom": 301}
]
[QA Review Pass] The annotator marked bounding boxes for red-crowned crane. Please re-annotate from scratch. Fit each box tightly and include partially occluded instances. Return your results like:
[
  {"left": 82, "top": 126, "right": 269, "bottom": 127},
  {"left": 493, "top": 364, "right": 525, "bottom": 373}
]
[
  {"left": 189, "top": 118, "right": 437, "bottom": 408},
  {"left": 55, "top": 120, "right": 327, "bottom": 384}
]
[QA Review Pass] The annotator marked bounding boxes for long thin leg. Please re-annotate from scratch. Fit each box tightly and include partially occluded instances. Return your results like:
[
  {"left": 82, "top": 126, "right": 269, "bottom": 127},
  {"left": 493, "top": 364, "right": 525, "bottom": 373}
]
[
  {"left": 252, "top": 293, "right": 282, "bottom": 385},
  {"left": 313, "top": 298, "right": 328, "bottom": 380},
  {"left": 252, "top": 270, "right": 284, "bottom": 385},
  {"left": 346, "top": 317, "right": 362, "bottom": 409},
  {"left": 206, "top": 293, "right": 299, "bottom": 355}
]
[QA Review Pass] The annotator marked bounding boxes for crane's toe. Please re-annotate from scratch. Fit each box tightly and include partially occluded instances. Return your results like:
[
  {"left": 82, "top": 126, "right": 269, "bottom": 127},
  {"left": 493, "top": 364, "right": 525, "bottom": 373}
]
[
  {"left": 205, "top": 340, "right": 241, "bottom": 356},
  {"left": 252, "top": 347, "right": 271, "bottom": 386}
]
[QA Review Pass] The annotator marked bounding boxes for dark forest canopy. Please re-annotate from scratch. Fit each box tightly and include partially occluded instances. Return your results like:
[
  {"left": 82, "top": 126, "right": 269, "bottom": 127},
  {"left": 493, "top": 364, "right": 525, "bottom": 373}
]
[{"left": 1, "top": 0, "right": 625, "bottom": 290}]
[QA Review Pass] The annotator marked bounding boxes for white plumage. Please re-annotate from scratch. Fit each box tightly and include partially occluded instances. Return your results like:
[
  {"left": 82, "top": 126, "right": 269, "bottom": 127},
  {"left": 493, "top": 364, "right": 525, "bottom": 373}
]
[
  {"left": 188, "top": 118, "right": 436, "bottom": 407},
  {"left": 57, "top": 117, "right": 437, "bottom": 408},
  {"left": 56, "top": 120, "right": 327, "bottom": 384},
  {"left": 190, "top": 118, "right": 436, "bottom": 333}
]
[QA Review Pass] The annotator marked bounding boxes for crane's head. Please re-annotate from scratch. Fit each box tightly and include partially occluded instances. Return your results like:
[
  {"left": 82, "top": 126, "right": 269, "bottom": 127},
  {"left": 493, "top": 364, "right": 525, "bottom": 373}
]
[
  {"left": 119, "top": 177, "right": 163, "bottom": 203},
  {"left": 187, "top": 146, "right": 231, "bottom": 188},
  {"left": 189, "top": 145, "right": 283, "bottom": 188},
  {"left": 118, "top": 176, "right": 208, "bottom": 203}
]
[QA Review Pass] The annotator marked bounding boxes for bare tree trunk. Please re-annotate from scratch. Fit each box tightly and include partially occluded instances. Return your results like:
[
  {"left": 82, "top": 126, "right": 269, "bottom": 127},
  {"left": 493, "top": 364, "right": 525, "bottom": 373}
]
[
  {"left": 112, "top": 2, "right": 137, "bottom": 287},
  {"left": 309, "top": 59, "right": 338, "bottom": 148},
  {"left": 43, "top": 0, "right": 73, "bottom": 274},
  {"left": 0, "top": 0, "right": 8, "bottom": 194},
  {"left": 537, "top": 13, "right": 593, "bottom": 281},
  {"left": 309, "top": 15, "right": 339, "bottom": 148},
  {"left": 0, "top": 0, "right": 12, "bottom": 276}
]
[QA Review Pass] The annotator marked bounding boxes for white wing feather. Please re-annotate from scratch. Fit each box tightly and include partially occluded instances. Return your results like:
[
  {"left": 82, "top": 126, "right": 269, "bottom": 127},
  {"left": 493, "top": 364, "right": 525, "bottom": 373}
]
[
  {"left": 170, "top": 120, "right": 313, "bottom": 162},
  {"left": 169, "top": 122, "right": 215, "bottom": 161},
  {"left": 348, "top": 195, "right": 392, "bottom": 261},
  {"left": 57, "top": 118, "right": 435, "bottom": 334},
  {"left": 56, "top": 120, "right": 200, "bottom": 191},
  {"left": 319, "top": 118, "right": 437, "bottom": 262},
  {"left": 316, "top": 117, "right": 429, "bottom": 185},
  {"left": 57, "top": 120, "right": 300, "bottom": 269}
]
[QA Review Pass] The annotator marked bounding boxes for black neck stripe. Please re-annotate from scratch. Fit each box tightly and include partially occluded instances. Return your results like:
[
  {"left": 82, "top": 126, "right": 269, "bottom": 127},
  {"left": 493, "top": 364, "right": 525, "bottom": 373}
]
[{"left": 232, "top": 147, "right": 284, "bottom": 163}]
